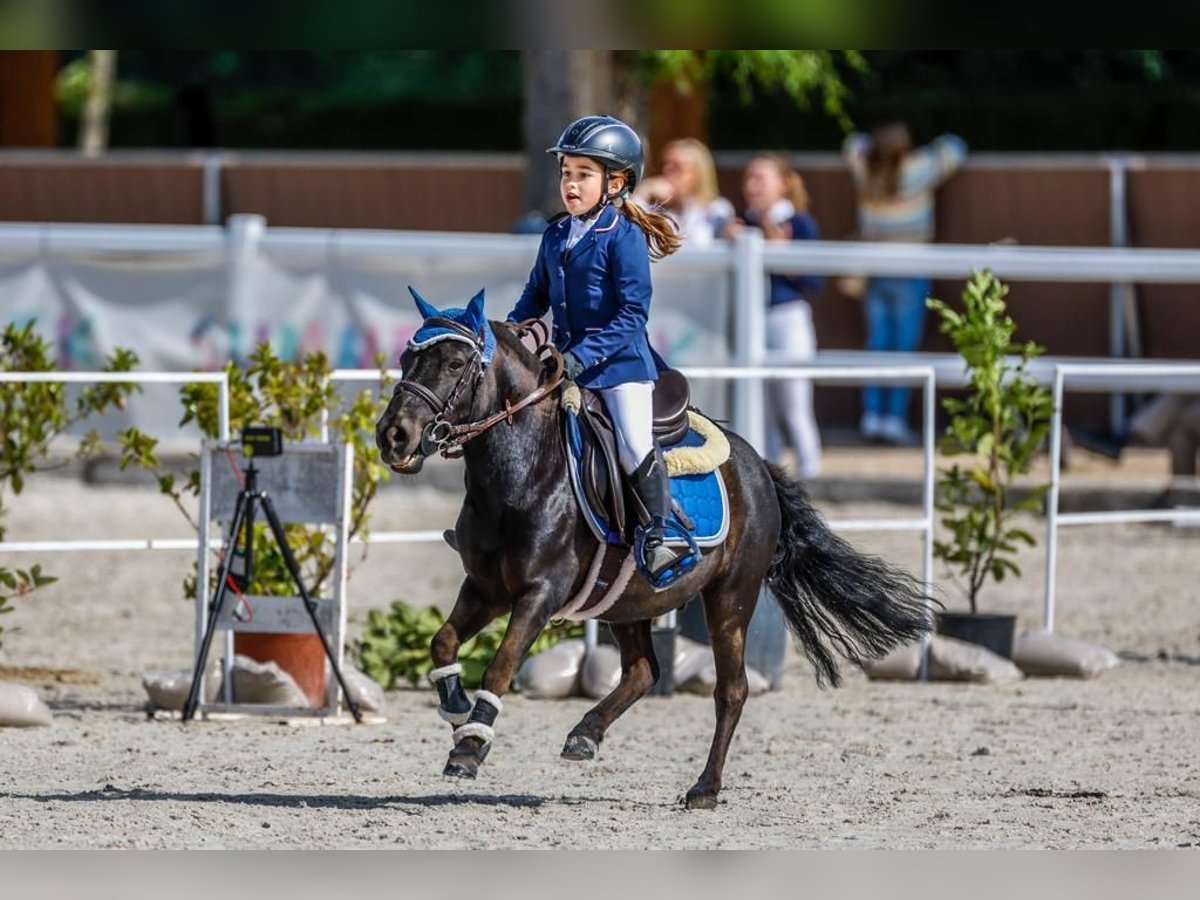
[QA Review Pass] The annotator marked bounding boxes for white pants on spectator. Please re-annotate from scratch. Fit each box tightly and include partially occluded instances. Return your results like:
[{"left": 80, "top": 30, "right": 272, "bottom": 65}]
[
  {"left": 597, "top": 380, "right": 656, "bottom": 474},
  {"left": 766, "top": 300, "right": 822, "bottom": 479}
]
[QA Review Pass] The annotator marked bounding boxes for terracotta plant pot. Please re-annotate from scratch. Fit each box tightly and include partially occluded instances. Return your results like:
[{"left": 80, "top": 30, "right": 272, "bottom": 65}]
[{"left": 234, "top": 632, "right": 328, "bottom": 706}]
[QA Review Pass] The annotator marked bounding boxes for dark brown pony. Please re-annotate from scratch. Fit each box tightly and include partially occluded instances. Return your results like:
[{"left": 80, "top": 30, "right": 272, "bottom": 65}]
[{"left": 376, "top": 308, "right": 929, "bottom": 809}]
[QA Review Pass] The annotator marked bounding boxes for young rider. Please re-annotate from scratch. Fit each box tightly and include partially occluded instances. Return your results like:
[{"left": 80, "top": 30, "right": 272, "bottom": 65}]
[{"left": 507, "top": 114, "right": 696, "bottom": 587}]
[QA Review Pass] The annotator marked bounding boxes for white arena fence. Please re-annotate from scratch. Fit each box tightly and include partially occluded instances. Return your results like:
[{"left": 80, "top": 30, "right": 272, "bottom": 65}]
[
  {"left": 11, "top": 360, "right": 1197, "bottom": 650},
  {"left": 0, "top": 366, "right": 936, "bottom": 576},
  {"left": 6, "top": 217, "right": 1200, "bottom": 443},
  {"left": 6, "top": 222, "right": 1200, "bottom": 641},
  {"left": 1042, "top": 362, "right": 1200, "bottom": 633},
  {"left": 0, "top": 370, "right": 230, "bottom": 554}
]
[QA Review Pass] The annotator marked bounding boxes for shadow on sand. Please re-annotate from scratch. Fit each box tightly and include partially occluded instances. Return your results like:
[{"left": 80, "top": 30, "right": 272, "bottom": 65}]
[{"left": 0, "top": 785, "right": 661, "bottom": 812}]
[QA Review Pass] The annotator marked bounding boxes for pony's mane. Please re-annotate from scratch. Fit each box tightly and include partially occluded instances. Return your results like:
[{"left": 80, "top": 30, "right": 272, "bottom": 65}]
[{"left": 489, "top": 319, "right": 543, "bottom": 374}]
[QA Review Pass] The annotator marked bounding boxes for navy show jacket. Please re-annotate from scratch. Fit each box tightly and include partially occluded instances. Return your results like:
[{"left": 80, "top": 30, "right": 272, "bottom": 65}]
[{"left": 506, "top": 205, "right": 663, "bottom": 389}]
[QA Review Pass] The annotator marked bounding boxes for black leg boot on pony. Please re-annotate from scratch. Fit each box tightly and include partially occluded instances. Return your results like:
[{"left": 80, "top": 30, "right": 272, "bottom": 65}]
[{"left": 631, "top": 447, "right": 700, "bottom": 588}]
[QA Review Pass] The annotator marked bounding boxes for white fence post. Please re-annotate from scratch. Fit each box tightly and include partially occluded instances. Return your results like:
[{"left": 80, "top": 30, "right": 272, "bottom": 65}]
[
  {"left": 734, "top": 229, "right": 767, "bottom": 453},
  {"left": 1107, "top": 156, "right": 1134, "bottom": 435},
  {"left": 226, "top": 213, "right": 266, "bottom": 355},
  {"left": 203, "top": 152, "right": 224, "bottom": 226},
  {"left": 1043, "top": 366, "right": 1067, "bottom": 632},
  {"left": 919, "top": 370, "right": 937, "bottom": 680}
]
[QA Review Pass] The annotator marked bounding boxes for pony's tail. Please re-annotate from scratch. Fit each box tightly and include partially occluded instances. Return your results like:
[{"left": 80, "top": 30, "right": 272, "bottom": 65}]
[{"left": 765, "top": 463, "right": 932, "bottom": 687}]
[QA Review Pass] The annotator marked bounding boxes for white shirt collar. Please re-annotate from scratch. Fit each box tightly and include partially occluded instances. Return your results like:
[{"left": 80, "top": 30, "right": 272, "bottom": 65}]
[{"left": 565, "top": 213, "right": 600, "bottom": 250}]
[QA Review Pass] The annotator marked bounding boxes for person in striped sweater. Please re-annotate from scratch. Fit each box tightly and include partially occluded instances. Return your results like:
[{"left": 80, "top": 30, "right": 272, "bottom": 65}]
[{"left": 844, "top": 121, "right": 967, "bottom": 446}]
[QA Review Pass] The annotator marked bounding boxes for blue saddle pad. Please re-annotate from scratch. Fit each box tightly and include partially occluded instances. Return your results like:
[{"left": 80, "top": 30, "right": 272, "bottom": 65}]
[{"left": 563, "top": 410, "right": 729, "bottom": 549}]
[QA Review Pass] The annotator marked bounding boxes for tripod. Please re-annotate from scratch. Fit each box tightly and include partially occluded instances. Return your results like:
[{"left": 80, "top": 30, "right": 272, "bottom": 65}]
[{"left": 182, "top": 458, "right": 363, "bottom": 723}]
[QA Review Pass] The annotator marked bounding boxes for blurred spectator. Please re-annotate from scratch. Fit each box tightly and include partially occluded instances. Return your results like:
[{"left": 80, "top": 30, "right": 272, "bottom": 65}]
[
  {"left": 634, "top": 138, "right": 734, "bottom": 244},
  {"left": 1071, "top": 395, "right": 1200, "bottom": 508},
  {"left": 844, "top": 121, "right": 967, "bottom": 446},
  {"left": 512, "top": 211, "right": 550, "bottom": 234},
  {"left": 1127, "top": 395, "right": 1200, "bottom": 480},
  {"left": 724, "top": 153, "right": 823, "bottom": 479}
]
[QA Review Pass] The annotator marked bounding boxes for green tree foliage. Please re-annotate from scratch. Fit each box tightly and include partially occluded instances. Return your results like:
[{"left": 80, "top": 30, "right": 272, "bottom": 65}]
[
  {"left": 1, "top": 321, "right": 139, "bottom": 649},
  {"left": 119, "top": 343, "right": 391, "bottom": 602},
  {"left": 927, "top": 272, "right": 1055, "bottom": 613},
  {"left": 641, "top": 50, "right": 867, "bottom": 131}
]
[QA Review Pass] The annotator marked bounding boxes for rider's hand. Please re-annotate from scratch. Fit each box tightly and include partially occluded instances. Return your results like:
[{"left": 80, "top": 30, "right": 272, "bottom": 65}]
[{"left": 562, "top": 351, "right": 584, "bottom": 380}]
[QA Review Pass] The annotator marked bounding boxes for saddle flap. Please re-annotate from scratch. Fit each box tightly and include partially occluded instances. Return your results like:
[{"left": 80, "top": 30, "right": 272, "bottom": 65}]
[{"left": 577, "top": 397, "right": 626, "bottom": 538}]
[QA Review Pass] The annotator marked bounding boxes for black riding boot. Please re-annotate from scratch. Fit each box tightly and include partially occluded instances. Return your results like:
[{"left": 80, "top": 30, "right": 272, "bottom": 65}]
[{"left": 631, "top": 447, "right": 691, "bottom": 584}]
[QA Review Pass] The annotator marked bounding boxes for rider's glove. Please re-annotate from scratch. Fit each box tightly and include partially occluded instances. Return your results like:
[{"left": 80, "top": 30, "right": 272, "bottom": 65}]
[{"left": 562, "top": 351, "right": 584, "bottom": 381}]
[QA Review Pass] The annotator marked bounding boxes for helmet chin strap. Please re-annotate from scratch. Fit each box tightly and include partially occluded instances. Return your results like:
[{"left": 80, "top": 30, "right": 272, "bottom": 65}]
[{"left": 577, "top": 168, "right": 628, "bottom": 221}]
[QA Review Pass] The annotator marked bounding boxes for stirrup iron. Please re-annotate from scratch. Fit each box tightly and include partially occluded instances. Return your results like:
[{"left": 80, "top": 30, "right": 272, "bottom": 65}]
[{"left": 635, "top": 515, "right": 699, "bottom": 589}]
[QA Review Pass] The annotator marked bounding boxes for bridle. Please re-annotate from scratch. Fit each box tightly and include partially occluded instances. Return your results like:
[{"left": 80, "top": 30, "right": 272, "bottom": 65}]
[{"left": 392, "top": 318, "right": 565, "bottom": 460}]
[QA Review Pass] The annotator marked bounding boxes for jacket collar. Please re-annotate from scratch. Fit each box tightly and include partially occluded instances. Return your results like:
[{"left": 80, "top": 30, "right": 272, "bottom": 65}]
[{"left": 559, "top": 205, "right": 618, "bottom": 263}]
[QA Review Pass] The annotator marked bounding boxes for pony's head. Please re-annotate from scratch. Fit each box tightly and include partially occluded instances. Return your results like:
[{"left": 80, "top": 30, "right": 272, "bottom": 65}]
[{"left": 375, "top": 287, "right": 494, "bottom": 473}]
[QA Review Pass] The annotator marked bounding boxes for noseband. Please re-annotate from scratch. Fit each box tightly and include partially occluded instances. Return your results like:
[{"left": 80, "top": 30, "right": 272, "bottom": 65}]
[{"left": 393, "top": 318, "right": 564, "bottom": 459}]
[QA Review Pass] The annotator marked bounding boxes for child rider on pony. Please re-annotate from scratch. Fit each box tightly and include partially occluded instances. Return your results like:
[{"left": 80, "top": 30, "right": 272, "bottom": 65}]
[{"left": 507, "top": 114, "right": 697, "bottom": 589}]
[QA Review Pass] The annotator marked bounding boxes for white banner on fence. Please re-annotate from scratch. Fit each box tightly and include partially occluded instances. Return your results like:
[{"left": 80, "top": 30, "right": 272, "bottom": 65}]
[{"left": 0, "top": 237, "right": 734, "bottom": 436}]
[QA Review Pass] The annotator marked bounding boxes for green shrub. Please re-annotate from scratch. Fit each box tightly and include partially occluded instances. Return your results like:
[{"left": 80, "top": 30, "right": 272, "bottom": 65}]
[
  {"left": 927, "top": 271, "right": 1055, "bottom": 613},
  {"left": 357, "top": 601, "right": 583, "bottom": 690},
  {"left": 1, "top": 321, "right": 138, "bottom": 649}
]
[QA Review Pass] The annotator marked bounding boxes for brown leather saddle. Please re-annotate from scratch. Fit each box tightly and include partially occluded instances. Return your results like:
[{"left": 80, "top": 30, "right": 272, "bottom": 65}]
[{"left": 575, "top": 368, "right": 691, "bottom": 543}]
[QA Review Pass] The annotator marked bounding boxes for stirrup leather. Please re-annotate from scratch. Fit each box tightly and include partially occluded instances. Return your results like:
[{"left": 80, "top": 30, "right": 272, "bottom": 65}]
[{"left": 634, "top": 515, "right": 699, "bottom": 588}]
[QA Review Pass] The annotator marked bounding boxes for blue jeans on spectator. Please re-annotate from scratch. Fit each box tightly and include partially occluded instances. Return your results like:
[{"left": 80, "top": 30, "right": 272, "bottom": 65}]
[{"left": 861, "top": 276, "right": 931, "bottom": 421}]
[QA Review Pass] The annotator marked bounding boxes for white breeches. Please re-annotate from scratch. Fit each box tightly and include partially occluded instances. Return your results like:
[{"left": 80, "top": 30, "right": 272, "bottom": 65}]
[
  {"left": 766, "top": 300, "right": 822, "bottom": 478},
  {"left": 596, "top": 380, "right": 656, "bottom": 474}
]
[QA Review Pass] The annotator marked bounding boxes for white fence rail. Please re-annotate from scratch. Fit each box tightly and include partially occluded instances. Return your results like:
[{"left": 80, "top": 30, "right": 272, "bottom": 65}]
[
  {"left": 0, "top": 370, "right": 231, "bottom": 555},
  {"left": 0, "top": 366, "right": 936, "bottom": 606},
  {"left": 1043, "top": 363, "right": 1200, "bottom": 632}
]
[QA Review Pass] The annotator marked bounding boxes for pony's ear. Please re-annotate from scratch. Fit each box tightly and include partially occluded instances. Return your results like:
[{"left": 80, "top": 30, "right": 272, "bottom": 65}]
[
  {"left": 408, "top": 286, "right": 440, "bottom": 321},
  {"left": 464, "top": 288, "right": 486, "bottom": 333}
]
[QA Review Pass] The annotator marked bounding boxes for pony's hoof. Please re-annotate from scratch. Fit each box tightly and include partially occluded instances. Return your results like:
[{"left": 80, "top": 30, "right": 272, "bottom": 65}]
[
  {"left": 444, "top": 738, "right": 490, "bottom": 779},
  {"left": 561, "top": 733, "right": 599, "bottom": 761},
  {"left": 684, "top": 789, "right": 719, "bottom": 811},
  {"left": 443, "top": 756, "right": 479, "bottom": 780}
]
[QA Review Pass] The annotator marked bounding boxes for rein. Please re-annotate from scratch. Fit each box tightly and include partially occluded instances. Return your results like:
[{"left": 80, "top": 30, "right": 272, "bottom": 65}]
[{"left": 395, "top": 319, "right": 565, "bottom": 460}]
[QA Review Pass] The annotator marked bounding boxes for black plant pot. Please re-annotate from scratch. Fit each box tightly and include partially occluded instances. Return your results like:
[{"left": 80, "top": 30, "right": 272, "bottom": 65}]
[{"left": 935, "top": 612, "right": 1017, "bottom": 660}]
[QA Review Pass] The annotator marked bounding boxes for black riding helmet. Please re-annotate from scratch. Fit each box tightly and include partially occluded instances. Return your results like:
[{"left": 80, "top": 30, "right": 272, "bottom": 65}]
[{"left": 548, "top": 115, "right": 644, "bottom": 217}]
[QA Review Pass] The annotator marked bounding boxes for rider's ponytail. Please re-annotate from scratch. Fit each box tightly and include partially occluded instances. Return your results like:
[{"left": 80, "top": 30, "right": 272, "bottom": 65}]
[{"left": 619, "top": 195, "right": 683, "bottom": 260}]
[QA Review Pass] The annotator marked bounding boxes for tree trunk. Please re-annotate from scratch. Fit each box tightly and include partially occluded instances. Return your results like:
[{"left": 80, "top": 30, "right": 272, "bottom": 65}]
[
  {"left": 80, "top": 50, "right": 116, "bottom": 155},
  {"left": 0, "top": 51, "right": 59, "bottom": 147},
  {"left": 645, "top": 77, "right": 709, "bottom": 174},
  {"left": 521, "top": 51, "right": 614, "bottom": 217}
]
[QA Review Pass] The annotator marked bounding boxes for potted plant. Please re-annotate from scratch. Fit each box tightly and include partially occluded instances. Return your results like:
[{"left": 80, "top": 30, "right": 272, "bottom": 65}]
[
  {"left": 121, "top": 343, "right": 391, "bottom": 704},
  {"left": 927, "top": 271, "right": 1055, "bottom": 658}
]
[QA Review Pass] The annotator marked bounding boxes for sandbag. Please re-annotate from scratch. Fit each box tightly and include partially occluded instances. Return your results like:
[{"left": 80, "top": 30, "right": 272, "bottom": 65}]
[
  {"left": 580, "top": 645, "right": 622, "bottom": 699},
  {"left": 142, "top": 662, "right": 222, "bottom": 711},
  {"left": 230, "top": 654, "right": 311, "bottom": 707},
  {"left": 929, "top": 635, "right": 1024, "bottom": 684},
  {"left": 676, "top": 662, "right": 771, "bottom": 696},
  {"left": 516, "top": 639, "right": 586, "bottom": 699},
  {"left": 671, "top": 636, "right": 714, "bottom": 686},
  {"left": 341, "top": 666, "right": 386, "bottom": 712},
  {"left": 863, "top": 642, "right": 923, "bottom": 681},
  {"left": 1012, "top": 630, "right": 1120, "bottom": 679},
  {"left": 0, "top": 682, "right": 53, "bottom": 727}
]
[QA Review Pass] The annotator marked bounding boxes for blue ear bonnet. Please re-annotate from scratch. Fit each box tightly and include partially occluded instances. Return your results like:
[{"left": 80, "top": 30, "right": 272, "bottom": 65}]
[{"left": 407, "top": 286, "right": 496, "bottom": 366}]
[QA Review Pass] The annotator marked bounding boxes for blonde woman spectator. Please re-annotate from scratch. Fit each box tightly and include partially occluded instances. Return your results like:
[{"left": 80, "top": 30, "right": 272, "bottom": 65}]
[
  {"left": 844, "top": 121, "right": 967, "bottom": 445},
  {"left": 724, "top": 153, "right": 823, "bottom": 479},
  {"left": 635, "top": 138, "right": 734, "bottom": 244}
]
